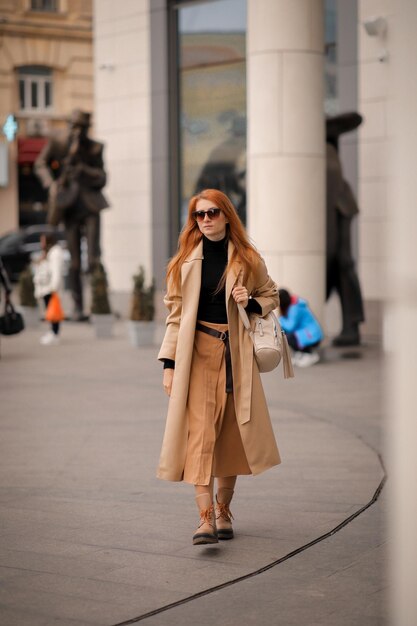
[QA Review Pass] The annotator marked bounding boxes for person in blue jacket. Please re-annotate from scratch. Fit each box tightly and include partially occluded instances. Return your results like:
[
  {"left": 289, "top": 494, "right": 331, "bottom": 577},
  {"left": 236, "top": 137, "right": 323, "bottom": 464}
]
[{"left": 278, "top": 288, "right": 323, "bottom": 367}]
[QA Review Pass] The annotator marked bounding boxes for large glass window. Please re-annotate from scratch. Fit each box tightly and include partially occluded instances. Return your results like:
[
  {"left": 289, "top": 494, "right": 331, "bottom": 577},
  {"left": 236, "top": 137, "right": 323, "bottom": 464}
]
[
  {"left": 175, "top": 0, "right": 247, "bottom": 227},
  {"left": 18, "top": 66, "right": 53, "bottom": 113}
]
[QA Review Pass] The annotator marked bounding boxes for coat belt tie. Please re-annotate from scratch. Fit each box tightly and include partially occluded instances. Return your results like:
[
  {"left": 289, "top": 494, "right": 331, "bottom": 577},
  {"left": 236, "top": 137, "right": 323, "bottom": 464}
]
[{"left": 196, "top": 323, "right": 233, "bottom": 394}]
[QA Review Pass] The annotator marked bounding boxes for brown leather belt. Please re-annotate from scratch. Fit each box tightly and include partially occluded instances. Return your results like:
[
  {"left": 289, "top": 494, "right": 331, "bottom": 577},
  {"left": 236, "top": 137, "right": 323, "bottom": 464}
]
[{"left": 196, "top": 322, "right": 233, "bottom": 394}]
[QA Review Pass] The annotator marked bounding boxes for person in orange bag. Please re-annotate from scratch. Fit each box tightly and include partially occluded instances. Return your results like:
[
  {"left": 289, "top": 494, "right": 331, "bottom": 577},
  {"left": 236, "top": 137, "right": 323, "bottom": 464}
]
[{"left": 34, "top": 233, "right": 65, "bottom": 345}]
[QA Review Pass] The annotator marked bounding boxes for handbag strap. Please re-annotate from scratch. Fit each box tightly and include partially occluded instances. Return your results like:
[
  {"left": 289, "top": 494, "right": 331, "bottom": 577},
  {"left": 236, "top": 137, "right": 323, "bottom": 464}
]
[
  {"left": 4, "top": 297, "right": 15, "bottom": 316},
  {"left": 237, "top": 303, "right": 279, "bottom": 330}
]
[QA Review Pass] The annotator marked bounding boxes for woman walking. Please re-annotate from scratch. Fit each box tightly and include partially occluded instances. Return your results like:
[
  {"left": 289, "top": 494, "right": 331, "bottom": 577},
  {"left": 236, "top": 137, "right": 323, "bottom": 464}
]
[
  {"left": 34, "top": 232, "right": 65, "bottom": 345},
  {"left": 158, "top": 189, "right": 281, "bottom": 545}
]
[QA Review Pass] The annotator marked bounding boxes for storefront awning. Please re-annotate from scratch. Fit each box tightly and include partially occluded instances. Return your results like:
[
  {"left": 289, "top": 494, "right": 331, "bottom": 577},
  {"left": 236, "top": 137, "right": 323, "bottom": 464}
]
[{"left": 18, "top": 137, "right": 47, "bottom": 164}]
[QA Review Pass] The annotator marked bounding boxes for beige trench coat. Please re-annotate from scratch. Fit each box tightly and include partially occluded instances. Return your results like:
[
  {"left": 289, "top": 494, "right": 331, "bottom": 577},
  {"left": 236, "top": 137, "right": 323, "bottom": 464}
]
[{"left": 157, "top": 239, "right": 281, "bottom": 481}]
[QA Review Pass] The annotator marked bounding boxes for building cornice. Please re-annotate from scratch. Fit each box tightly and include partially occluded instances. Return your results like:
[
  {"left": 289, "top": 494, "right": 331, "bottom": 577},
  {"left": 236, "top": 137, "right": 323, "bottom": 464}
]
[{"left": 0, "top": 19, "right": 92, "bottom": 42}]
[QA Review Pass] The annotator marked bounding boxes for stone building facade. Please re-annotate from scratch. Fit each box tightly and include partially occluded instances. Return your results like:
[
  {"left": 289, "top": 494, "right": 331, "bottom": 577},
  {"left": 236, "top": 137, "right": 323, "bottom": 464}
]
[{"left": 0, "top": 0, "right": 93, "bottom": 233}]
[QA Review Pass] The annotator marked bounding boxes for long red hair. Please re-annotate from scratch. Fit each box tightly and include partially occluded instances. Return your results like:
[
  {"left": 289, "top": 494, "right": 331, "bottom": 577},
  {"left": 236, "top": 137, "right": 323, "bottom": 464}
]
[{"left": 166, "top": 189, "right": 261, "bottom": 291}]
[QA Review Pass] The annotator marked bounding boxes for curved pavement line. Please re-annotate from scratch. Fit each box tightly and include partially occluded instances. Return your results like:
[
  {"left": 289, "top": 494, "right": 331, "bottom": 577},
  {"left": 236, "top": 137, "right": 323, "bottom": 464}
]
[{"left": 110, "top": 447, "right": 387, "bottom": 626}]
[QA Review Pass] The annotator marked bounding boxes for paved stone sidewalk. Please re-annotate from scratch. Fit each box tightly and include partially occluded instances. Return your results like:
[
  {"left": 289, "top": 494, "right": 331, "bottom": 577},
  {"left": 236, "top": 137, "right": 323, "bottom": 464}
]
[{"left": 0, "top": 322, "right": 387, "bottom": 625}]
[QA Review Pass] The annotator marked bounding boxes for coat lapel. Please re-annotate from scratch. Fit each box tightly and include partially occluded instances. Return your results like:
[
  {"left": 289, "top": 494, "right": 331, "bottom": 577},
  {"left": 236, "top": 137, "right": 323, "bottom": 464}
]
[
  {"left": 185, "top": 239, "right": 204, "bottom": 262},
  {"left": 181, "top": 239, "right": 203, "bottom": 301},
  {"left": 225, "top": 239, "right": 241, "bottom": 304}
]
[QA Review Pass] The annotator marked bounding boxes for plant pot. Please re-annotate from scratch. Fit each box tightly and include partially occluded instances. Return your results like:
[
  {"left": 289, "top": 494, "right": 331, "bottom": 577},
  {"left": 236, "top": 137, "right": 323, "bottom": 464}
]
[
  {"left": 91, "top": 314, "right": 113, "bottom": 338},
  {"left": 127, "top": 320, "right": 155, "bottom": 347},
  {"left": 19, "top": 306, "right": 40, "bottom": 329}
]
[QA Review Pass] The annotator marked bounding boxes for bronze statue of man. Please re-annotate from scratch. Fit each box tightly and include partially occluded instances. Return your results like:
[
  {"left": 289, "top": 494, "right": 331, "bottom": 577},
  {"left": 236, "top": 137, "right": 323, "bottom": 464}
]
[
  {"left": 35, "top": 109, "right": 109, "bottom": 320},
  {"left": 326, "top": 112, "right": 365, "bottom": 346}
]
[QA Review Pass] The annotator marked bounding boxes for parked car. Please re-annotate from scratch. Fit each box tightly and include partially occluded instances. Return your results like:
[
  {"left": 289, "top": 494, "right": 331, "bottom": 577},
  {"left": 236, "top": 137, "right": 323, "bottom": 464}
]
[{"left": 0, "top": 225, "right": 67, "bottom": 282}]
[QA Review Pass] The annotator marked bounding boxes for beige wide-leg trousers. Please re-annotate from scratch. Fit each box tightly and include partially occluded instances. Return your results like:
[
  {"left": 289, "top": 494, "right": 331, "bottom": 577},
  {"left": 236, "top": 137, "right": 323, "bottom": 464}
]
[{"left": 183, "top": 321, "right": 251, "bottom": 486}]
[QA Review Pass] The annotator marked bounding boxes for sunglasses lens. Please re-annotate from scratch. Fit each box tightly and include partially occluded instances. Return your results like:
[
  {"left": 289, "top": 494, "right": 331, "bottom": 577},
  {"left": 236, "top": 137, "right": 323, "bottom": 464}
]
[{"left": 194, "top": 209, "right": 220, "bottom": 221}]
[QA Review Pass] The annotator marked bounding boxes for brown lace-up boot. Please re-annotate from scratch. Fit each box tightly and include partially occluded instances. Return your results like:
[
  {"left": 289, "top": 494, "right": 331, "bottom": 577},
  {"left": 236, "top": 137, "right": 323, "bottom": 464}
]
[
  {"left": 193, "top": 493, "right": 218, "bottom": 545},
  {"left": 215, "top": 487, "right": 234, "bottom": 540}
]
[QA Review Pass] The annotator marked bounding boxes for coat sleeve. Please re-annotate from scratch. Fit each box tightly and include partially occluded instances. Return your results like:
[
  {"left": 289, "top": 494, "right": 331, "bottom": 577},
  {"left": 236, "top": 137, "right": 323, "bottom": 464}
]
[
  {"left": 49, "top": 247, "right": 64, "bottom": 293},
  {"left": 157, "top": 276, "right": 182, "bottom": 362},
  {"left": 250, "top": 257, "right": 279, "bottom": 317}
]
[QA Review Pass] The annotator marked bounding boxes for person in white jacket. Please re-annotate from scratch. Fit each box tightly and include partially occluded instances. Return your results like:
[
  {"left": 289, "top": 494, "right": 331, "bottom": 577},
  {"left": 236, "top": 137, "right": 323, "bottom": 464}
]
[{"left": 34, "top": 233, "right": 65, "bottom": 345}]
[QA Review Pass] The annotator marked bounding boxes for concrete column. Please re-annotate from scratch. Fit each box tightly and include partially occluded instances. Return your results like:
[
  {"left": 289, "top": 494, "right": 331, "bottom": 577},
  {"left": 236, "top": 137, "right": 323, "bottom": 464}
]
[
  {"left": 387, "top": 1, "right": 417, "bottom": 624},
  {"left": 358, "top": 0, "right": 391, "bottom": 337},
  {"left": 247, "top": 0, "right": 325, "bottom": 319},
  {"left": 93, "top": 0, "right": 152, "bottom": 303},
  {"left": 150, "top": 0, "right": 170, "bottom": 319}
]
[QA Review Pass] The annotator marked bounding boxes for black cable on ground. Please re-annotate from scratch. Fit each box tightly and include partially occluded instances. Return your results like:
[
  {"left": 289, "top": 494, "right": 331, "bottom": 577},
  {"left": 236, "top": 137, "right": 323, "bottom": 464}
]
[{"left": 111, "top": 455, "right": 387, "bottom": 626}]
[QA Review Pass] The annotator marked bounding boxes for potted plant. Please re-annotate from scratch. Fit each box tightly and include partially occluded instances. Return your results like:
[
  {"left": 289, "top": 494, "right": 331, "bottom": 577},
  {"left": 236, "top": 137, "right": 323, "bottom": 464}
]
[
  {"left": 90, "top": 262, "right": 113, "bottom": 338},
  {"left": 128, "top": 265, "right": 155, "bottom": 347},
  {"left": 18, "top": 266, "right": 39, "bottom": 328}
]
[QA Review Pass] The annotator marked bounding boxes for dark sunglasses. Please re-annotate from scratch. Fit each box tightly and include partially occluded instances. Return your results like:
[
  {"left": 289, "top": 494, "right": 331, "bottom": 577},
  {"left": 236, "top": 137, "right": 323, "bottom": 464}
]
[{"left": 192, "top": 208, "right": 222, "bottom": 222}]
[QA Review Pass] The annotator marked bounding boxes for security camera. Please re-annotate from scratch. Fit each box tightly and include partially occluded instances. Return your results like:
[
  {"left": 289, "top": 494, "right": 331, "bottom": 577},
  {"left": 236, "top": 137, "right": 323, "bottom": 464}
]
[
  {"left": 99, "top": 63, "right": 115, "bottom": 71},
  {"left": 363, "top": 16, "right": 387, "bottom": 37},
  {"left": 377, "top": 49, "right": 389, "bottom": 63}
]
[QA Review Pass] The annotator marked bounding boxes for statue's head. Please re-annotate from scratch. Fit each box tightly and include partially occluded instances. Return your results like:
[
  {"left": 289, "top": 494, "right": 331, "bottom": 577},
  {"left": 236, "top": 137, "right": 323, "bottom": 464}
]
[{"left": 68, "top": 109, "right": 91, "bottom": 141}]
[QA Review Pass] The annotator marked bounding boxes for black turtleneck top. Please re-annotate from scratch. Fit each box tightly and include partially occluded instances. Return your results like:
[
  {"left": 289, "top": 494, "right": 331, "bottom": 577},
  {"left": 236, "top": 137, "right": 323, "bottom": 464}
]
[
  {"left": 197, "top": 235, "right": 229, "bottom": 323},
  {"left": 163, "top": 235, "right": 261, "bottom": 369}
]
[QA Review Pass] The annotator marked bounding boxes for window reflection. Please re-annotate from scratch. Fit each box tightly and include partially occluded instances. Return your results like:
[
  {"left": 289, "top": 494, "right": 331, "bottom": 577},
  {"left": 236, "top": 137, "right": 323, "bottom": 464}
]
[
  {"left": 177, "top": 0, "right": 247, "bottom": 226},
  {"left": 325, "top": 0, "right": 338, "bottom": 114}
]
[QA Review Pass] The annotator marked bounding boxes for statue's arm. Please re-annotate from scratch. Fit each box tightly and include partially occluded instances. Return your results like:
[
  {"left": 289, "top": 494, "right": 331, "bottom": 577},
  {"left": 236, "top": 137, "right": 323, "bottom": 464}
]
[
  {"left": 326, "top": 112, "right": 363, "bottom": 141},
  {"left": 34, "top": 142, "right": 55, "bottom": 189}
]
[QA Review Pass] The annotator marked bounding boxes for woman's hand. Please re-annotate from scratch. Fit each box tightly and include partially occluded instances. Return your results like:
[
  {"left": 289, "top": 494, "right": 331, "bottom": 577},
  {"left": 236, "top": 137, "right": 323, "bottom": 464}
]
[
  {"left": 232, "top": 285, "right": 249, "bottom": 308},
  {"left": 163, "top": 368, "right": 174, "bottom": 396}
]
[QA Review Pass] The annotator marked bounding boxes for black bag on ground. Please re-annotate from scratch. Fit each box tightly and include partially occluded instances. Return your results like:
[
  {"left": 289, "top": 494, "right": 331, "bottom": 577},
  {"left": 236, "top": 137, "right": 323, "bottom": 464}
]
[{"left": 0, "top": 300, "right": 25, "bottom": 335}]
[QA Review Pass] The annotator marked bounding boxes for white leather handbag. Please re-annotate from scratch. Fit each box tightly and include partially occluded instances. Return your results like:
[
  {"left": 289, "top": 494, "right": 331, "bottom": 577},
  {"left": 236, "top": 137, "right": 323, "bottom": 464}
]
[{"left": 237, "top": 304, "right": 294, "bottom": 378}]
